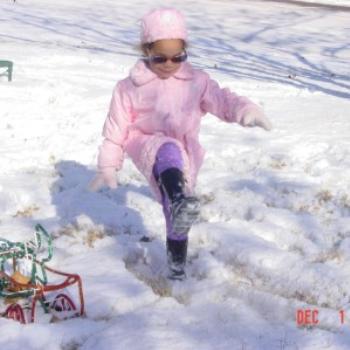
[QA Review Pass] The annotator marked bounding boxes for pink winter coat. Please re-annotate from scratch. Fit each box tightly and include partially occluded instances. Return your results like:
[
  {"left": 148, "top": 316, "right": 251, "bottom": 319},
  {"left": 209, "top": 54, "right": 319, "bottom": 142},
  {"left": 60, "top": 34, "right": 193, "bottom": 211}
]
[{"left": 98, "top": 59, "right": 264, "bottom": 202}]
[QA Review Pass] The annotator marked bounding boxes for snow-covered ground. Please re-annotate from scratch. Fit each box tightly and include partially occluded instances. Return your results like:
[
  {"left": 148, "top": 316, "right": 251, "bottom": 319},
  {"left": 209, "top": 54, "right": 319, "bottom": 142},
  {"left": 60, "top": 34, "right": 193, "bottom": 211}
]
[
  {"left": 1, "top": 0, "right": 350, "bottom": 349},
  {"left": 265, "top": 0, "right": 350, "bottom": 8}
]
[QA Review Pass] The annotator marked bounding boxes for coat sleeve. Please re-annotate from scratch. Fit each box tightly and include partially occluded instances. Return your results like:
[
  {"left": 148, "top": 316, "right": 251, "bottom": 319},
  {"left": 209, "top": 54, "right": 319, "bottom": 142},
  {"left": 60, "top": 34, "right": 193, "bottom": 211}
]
[
  {"left": 199, "top": 73, "right": 264, "bottom": 124},
  {"left": 97, "top": 81, "right": 133, "bottom": 170}
]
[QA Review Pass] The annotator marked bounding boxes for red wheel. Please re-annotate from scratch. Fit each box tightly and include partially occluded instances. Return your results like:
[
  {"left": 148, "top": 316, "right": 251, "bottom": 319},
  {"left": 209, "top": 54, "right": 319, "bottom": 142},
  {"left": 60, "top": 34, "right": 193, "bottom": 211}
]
[
  {"left": 5, "top": 304, "right": 26, "bottom": 324},
  {"left": 50, "top": 293, "right": 77, "bottom": 316}
]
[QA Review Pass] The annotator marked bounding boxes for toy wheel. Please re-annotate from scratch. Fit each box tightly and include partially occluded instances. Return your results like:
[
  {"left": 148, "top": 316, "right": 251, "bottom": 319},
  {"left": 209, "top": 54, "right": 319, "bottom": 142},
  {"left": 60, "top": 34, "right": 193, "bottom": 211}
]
[
  {"left": 5, "top": 304, "right": 26, "bottom": 324},
  {"left": 51, "top": 293, "right": 76, "bottom": 313}
]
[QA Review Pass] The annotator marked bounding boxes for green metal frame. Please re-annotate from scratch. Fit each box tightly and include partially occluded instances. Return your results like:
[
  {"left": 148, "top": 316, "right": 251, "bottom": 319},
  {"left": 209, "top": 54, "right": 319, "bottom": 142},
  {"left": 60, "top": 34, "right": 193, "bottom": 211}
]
[
  {"left": 0, "top": 224, "right": 53, "bottom": 299},
  {"left": 0, "top": 225, "right": 85, "bottom": 323},
  {"left": 0, "top": 61, "right": 13, "bottom": 82}
]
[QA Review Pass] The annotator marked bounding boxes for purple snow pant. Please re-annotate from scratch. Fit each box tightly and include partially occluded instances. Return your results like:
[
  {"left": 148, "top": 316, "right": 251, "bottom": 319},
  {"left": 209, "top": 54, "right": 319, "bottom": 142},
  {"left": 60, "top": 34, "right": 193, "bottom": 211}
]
[{"left": 152, "top": 142, "right": 187, "bottom": 241}]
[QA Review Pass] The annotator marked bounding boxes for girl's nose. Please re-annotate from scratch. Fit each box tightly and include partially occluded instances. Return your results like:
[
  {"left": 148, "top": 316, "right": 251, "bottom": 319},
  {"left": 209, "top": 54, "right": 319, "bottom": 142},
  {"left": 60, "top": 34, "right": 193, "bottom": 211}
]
[{"left": 164, "top": 60, "right": 175, "bottom": 68}]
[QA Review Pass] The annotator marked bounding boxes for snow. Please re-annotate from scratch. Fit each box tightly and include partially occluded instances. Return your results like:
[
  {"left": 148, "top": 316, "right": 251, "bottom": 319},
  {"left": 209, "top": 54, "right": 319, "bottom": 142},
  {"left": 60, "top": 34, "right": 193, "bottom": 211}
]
[
  {"left": 1, "top": 0, "right": 350, "bottom": 349},
  {"left": 265, "top": 0, "right": 350, "bottom": 10},
  {"left": 276, "top": 0, "right": 350, "bottom": 7}
]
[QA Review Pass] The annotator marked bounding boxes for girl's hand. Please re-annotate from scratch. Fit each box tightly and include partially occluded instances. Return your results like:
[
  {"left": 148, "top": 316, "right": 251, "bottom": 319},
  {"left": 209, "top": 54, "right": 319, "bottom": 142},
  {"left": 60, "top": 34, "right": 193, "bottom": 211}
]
[
  {"left": 241, "top": 111, "right": 273, "bottom": 131},
  {"left": 88, "top": 167, "right": 118, "bottom": 191}
]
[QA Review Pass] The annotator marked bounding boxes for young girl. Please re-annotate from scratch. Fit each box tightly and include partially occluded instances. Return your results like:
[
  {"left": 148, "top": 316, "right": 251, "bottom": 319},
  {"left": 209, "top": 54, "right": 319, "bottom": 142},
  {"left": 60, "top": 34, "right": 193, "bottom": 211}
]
[{"left": 90, "top": 8, "right": 272, "bottom": 280}]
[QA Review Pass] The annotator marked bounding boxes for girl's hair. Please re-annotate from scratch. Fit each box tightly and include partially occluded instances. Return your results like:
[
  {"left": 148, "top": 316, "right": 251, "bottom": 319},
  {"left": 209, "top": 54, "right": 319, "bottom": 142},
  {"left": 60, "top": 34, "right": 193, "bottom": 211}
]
[{"left": 136, "top": 39, "right": 188, "bottom": 57}]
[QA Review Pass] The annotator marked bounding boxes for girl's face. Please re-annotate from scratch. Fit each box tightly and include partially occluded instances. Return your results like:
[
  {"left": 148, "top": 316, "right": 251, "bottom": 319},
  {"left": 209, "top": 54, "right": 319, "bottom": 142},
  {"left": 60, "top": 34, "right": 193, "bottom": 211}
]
[{"left": 146, "top": 39, "right": 185, "bottom": 79}]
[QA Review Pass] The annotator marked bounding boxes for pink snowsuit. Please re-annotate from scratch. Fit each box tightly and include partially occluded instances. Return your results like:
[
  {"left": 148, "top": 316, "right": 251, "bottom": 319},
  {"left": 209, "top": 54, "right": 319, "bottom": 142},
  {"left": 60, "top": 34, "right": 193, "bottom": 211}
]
[{"left": 98, "top": 59, "right": 264, "bottom": 202}]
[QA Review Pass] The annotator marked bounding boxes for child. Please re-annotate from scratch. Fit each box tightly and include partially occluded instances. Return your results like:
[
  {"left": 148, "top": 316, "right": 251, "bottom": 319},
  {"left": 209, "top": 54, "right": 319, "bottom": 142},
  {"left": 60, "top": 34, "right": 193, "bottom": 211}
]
[{"left": 90, "top": 8, "right": 272, "bottom": 280}]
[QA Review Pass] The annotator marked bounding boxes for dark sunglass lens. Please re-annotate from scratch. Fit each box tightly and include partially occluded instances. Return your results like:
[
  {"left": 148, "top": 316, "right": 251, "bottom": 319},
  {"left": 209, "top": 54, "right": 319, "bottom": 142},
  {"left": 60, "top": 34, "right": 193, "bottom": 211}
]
[
  {"left": 151, "top": 56, "right": 167, "bottom": 64},
  {"left": 172, "top": 53, "right": 187, "bottom": 63},
  {"left": 148, "top": 52, "right": 187, "bottom": 64}
]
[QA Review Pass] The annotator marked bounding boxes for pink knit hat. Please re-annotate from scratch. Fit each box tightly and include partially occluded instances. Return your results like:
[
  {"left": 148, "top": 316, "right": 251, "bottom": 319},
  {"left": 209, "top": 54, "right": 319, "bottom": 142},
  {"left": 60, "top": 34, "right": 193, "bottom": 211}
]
[{"left": 140, "top": 8, "right": 188, "bottom": 44}]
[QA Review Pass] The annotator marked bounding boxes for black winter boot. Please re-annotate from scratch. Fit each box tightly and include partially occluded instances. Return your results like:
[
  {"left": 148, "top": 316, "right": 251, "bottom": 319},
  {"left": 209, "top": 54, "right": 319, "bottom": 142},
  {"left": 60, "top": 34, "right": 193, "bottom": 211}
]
[
  {"left": 159, "top": 168, "right": 200, "bottom": 235},
  {"left": 166, "top": 237, "right": 188, "bottom": 281}
]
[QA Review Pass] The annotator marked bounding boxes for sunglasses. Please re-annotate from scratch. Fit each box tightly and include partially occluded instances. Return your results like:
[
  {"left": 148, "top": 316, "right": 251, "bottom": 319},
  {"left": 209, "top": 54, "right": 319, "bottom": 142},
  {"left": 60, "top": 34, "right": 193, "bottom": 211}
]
[{"left": 147, "top": 51, "right": 188, "bottom": 64}]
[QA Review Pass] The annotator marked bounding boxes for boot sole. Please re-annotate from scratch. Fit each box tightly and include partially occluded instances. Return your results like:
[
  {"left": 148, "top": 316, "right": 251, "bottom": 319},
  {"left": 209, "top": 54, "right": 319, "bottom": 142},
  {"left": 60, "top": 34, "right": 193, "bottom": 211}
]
[
  {"left": 172, "top": 196, "right": 200, "bottom": 234},
  {"left": 168, "top": 269, "right": 186, "bottom": 281}
]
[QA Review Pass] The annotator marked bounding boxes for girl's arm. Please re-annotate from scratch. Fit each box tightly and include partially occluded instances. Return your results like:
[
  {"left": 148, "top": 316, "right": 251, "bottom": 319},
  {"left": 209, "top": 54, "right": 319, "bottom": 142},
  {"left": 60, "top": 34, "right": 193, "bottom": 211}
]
[
  {"left": 97, "top": 80, "right": 133, "bottom": 171},
  {"left": 200, "top": 74, "right": 271, "bottom": 130}
]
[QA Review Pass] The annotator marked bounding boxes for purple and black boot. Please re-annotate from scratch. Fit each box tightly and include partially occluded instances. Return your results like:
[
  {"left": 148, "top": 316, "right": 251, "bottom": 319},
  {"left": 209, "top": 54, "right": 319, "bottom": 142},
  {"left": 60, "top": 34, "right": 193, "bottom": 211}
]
[
  {"left": 153, "top": 142, "right": 200, "bottom": 280},
  {"left": 159, "top": 167, "right": 200, "bottom": 280},
  {"left": 159, "top": 167, "right": 200, "bottom": 237}
]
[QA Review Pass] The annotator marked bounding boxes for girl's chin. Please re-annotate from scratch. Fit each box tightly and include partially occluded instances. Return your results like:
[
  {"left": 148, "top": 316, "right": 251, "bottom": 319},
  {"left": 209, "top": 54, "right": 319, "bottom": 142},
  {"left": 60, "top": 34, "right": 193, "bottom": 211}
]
[
  {"left": 157, "top": 71, "right": 175, "bottom": 79},
  {"left": 155, "top": 67, "right": 180, "bottom": 79}
]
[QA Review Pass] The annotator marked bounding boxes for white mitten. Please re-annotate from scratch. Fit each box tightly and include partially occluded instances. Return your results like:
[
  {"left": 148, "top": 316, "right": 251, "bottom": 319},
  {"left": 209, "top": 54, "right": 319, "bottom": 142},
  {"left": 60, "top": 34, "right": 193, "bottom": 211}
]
[
  {"left": 88, "top": 167, "right": 118, "bottom": 191},
  {"left": 241, "top": 111, "right": 272, "bottom": 131}
]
